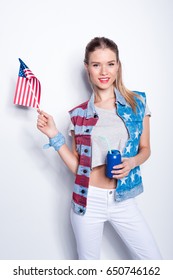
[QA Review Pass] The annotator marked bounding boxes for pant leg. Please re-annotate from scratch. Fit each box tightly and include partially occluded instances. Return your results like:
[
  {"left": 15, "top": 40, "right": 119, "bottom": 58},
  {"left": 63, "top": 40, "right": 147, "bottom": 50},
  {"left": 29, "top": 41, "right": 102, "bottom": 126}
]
[
  {"left": 70, "top": 186, "right": 108, "bottom": 260},
  {"left": 108, "top": 195, "right": 162, "bottom": 260}
]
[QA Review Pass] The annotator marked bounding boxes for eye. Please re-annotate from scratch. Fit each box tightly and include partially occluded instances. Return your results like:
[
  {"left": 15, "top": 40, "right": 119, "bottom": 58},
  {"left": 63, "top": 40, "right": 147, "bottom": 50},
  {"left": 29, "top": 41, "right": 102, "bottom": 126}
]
[
  {"left": 93, "top": 64, "right": 99, "bottom": 68},
  {"left": 108, "top": 63, "right": 115, "bottom": 66}
]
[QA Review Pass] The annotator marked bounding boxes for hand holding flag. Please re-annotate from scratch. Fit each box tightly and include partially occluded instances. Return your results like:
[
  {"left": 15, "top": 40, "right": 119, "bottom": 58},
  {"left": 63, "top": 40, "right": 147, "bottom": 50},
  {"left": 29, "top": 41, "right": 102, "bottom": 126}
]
[{"left": 14, "top": 58, "right": 41, "bottom": 108}]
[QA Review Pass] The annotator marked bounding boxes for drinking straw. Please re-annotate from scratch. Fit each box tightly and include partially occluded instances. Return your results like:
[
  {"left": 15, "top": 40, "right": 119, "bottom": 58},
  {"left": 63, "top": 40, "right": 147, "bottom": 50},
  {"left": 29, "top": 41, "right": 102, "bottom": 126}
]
[{"left": 99, "top": 136, "right": 112, "bottom": 153}]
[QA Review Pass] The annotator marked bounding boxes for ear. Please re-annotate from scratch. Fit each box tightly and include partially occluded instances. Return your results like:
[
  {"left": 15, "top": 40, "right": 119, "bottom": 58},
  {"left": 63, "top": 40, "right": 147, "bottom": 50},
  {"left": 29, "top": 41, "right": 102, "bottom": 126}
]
[
  {"left": 84, "top": 63, "right": 90, "bottom": 76},
  {"left": 84, "top": 63, "right": 91, "bottom": 82},
  {"left": 84, "top": 62, "right": 89, "bottom": 70}
]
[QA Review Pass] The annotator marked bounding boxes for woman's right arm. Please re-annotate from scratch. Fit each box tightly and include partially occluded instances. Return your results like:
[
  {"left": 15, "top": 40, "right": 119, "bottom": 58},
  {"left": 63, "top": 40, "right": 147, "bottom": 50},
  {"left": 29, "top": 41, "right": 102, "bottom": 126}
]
[{"left": 37, "top": 110, "right": 79, "bottom": 174}]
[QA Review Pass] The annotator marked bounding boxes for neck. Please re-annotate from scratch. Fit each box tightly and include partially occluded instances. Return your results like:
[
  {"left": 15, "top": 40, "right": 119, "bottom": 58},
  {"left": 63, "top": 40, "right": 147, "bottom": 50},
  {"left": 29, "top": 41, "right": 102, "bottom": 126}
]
[{"left": 93, "top": 86, "right": 115, "bottom": 102}]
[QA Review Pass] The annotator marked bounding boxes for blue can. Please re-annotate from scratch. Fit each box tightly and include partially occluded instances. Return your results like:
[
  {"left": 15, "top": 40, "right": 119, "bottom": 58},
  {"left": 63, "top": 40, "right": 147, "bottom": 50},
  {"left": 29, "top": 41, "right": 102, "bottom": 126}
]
[{"left": 106, "top": 150, "right": 122, "bottom": 178}]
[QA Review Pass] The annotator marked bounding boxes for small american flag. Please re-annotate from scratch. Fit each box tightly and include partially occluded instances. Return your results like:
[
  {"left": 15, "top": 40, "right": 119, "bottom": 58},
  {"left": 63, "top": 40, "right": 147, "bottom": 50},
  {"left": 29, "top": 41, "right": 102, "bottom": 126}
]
[{"left": 14, "top": 58, "right": 41, "bottom": 108}]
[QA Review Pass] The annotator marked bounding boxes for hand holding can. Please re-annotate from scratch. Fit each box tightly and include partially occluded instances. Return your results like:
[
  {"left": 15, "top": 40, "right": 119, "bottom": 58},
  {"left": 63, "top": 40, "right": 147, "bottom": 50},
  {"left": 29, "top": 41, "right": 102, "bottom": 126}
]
[{"left": 106, "top": 150, "right": 122, "bottom": 178}]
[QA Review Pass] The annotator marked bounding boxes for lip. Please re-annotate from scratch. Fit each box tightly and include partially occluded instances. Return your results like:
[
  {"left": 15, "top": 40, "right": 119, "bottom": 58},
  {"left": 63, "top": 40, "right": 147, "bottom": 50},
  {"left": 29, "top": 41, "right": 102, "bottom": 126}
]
[{"left": 98, "top": 78, "right": 110, "bottom": 84}]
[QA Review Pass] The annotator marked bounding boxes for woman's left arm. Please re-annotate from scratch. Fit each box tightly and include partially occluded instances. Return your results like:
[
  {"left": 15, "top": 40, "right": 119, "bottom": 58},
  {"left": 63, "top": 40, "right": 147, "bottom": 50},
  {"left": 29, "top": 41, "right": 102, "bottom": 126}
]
[{"left": 112, "top": 116, "right": 151, "bottom": 179}]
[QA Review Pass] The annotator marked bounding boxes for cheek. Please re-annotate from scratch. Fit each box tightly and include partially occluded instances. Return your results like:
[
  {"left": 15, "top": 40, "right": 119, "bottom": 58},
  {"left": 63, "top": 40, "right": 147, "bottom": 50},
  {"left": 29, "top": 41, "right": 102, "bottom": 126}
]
[
  {"left": 111, "top": 68, "right": 118, "bottom": 78},
  {"left": 88, "top": 69, "right": 98, "bottom": 80}
]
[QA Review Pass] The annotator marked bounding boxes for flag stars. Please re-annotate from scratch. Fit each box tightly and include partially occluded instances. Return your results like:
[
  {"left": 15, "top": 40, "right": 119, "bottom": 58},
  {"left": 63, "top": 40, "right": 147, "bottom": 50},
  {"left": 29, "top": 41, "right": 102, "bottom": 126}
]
[
  {"left": 139, "top": 110, "right": 143, "bottom": 117},
  {"left": 134, "top": 129, "right": 140, "bottom": 139},
  {"left": 136, "top": 169, "right": 141, "bottom": 177},
  {"left": 19, "top": 69, "right": 26, "bottom": 78},
  {"left": 120, "top": 177, "right": 128, "bottom": 185},
  {"left": 123, "top": 113, "right": 132, "bottom": 121},
  {"left": 125, "top": 143, "right": 132, "bottom": 153},
  {"left": 130, "top": 172, "right": 135, "bottom": 182}
]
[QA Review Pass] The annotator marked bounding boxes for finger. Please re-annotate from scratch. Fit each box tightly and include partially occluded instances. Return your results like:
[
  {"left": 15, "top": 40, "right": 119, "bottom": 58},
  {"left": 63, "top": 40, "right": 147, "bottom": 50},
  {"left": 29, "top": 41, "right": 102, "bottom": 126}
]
[
  {"left": 113, "top": 163, "right": 124, "bottom": 169},
  {"left": 38, "top": 116, "right": 48, "bottom": 124},
  {"left": 38, "top": 110, "right": 49, "bottom": 119},
  {"left": 111, "top": 168, "right": 123, "bottom": 175},
  {"left": 112, "top": 165, "right": 130, "bottom": 174},
  {"left": 37, "top": 123, "right": 45, "bottom": 128},
  {"left": 37, "top": 118, "right": 48, "bottom": 127},
  {"left": 37, "top": 115, "right": 48, "bottom": 124},
  {"left": 38, "top": 115, "right": 48, "bottom": 123},
  {"left": 37, "top": 120, "right": 47, "bottom": 127},
  {"left": 113, "top": 172, "right": 129, "bottom": 179},
  {"left": 37, "top": 109, "right": 44, "bottom": 115},
  {"left": 121, "top": 157, "right": 128, "bottom": 162},
  {"left": 41, "top": 111, "right": 50, "bottom": 119},
  {"left": 37, "top": 108, "right": 41, "bottom": 114}
]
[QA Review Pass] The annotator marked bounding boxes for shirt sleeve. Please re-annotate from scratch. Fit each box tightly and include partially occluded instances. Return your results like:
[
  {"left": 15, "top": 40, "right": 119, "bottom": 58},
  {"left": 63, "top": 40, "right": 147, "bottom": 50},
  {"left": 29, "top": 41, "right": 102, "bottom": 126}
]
[{"left": 145, "top": 102, "right": 151, "bottom": 116}]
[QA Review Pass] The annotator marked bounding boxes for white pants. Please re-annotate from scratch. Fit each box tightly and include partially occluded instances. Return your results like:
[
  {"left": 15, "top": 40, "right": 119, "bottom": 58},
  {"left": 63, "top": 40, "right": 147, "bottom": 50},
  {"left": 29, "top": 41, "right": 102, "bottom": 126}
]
[{"left": 70, "top": 185, "right": 162, "bottom": 260}]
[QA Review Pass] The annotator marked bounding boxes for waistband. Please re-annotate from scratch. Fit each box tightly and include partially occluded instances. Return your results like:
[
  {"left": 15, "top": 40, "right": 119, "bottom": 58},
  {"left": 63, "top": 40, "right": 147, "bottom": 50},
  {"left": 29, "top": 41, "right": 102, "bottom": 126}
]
[{"left": 89, "top": 185, "right": 115, "bottom": 193}]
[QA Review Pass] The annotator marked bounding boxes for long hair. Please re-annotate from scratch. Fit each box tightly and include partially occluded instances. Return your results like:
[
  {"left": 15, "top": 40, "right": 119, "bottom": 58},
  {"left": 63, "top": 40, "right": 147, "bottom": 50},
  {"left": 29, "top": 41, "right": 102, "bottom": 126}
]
[{"left": 84, "top": 37, "right": 139, "bottom": 111}]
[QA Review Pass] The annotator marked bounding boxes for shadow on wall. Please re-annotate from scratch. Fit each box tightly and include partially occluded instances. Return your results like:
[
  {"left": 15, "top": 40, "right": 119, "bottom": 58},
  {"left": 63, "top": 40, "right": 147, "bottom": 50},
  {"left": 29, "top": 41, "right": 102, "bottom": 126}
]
[{"left": 81, "top": 68, "right": 92, "bottom": 95}]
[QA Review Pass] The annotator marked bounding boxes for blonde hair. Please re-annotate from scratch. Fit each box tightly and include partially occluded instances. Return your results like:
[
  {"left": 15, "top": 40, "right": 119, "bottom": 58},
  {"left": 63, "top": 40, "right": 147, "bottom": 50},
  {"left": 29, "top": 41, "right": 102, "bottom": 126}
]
[{"left": 84, "top": 37, "right": 139, "bottom": 111}]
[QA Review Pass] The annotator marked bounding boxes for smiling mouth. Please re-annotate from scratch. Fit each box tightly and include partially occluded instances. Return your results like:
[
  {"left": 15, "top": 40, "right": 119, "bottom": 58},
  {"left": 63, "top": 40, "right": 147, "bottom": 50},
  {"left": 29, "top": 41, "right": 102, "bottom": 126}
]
[{"left": 98, "top": 78, "right": 110, "bottom": 83}]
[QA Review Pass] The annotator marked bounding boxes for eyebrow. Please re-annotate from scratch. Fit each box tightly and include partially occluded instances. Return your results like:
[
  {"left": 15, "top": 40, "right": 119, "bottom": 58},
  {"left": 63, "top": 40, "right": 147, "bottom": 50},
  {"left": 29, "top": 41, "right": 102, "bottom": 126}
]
[{"left": 90, "top": 60, "right": 116, "bottom": 64}]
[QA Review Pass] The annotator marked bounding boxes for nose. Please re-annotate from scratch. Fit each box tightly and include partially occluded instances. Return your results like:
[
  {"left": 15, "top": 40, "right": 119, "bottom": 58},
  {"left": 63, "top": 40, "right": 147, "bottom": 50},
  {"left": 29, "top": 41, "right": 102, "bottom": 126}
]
[{"left": 100, "top": 65, "right": 108, "bottom": 75}]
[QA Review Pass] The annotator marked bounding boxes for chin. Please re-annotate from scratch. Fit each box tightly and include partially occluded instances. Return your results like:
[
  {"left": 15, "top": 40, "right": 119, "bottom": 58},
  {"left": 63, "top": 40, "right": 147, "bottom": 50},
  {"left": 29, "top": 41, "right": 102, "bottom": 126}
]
[{"left": 95, "top": 83, "right": 113, "bottom": 91}]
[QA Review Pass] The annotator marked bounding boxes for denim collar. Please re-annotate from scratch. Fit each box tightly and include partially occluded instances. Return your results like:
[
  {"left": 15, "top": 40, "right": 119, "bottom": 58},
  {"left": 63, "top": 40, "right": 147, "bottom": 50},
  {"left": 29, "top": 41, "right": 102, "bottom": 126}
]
[{"left": 86, "top": 88, "right": 127, "bottom": 118}]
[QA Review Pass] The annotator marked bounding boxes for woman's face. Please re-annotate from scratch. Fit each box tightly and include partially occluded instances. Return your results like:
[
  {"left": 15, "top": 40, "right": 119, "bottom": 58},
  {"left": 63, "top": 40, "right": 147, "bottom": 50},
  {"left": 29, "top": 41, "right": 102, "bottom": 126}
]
[{"left": 85, "top": 48, "right": 119, "bottom": 91}]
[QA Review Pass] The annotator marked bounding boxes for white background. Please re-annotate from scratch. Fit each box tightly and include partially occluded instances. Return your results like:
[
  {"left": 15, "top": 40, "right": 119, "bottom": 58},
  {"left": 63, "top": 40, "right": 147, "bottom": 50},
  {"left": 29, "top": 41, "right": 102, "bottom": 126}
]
[{"left": 0, "top": 0, "right": 172, "bottom": 260}]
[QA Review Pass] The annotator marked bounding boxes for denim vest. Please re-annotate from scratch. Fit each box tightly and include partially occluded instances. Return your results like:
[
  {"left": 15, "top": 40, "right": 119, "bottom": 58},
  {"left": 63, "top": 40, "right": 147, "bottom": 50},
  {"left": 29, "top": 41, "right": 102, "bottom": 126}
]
[{"left": 69, "top": 89, "right": 146, "bottom": 215}]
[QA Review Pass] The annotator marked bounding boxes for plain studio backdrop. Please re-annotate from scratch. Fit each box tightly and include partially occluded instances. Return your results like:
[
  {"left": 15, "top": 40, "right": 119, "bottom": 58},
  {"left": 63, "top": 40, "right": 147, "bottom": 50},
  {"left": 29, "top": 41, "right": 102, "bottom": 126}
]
[{"left": 0, "top": 0, "right": 172, "bottom": 260}]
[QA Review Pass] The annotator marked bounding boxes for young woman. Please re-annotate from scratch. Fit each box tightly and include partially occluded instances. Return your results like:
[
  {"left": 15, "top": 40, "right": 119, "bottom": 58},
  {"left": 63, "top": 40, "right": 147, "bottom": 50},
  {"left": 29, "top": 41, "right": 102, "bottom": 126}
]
[{"left": 37, "top": 37, "right": 162, "bottom": 260}]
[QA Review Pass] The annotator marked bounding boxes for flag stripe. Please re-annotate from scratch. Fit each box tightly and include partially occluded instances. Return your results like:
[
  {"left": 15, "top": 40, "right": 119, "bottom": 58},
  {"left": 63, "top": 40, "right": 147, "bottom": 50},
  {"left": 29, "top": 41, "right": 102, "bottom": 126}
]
[
  {"left": 21, "top": 78, "right": 27, "bottom": 105},
  {"left": 14, "top": 77, "right": 20, "bottom": 104}
]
